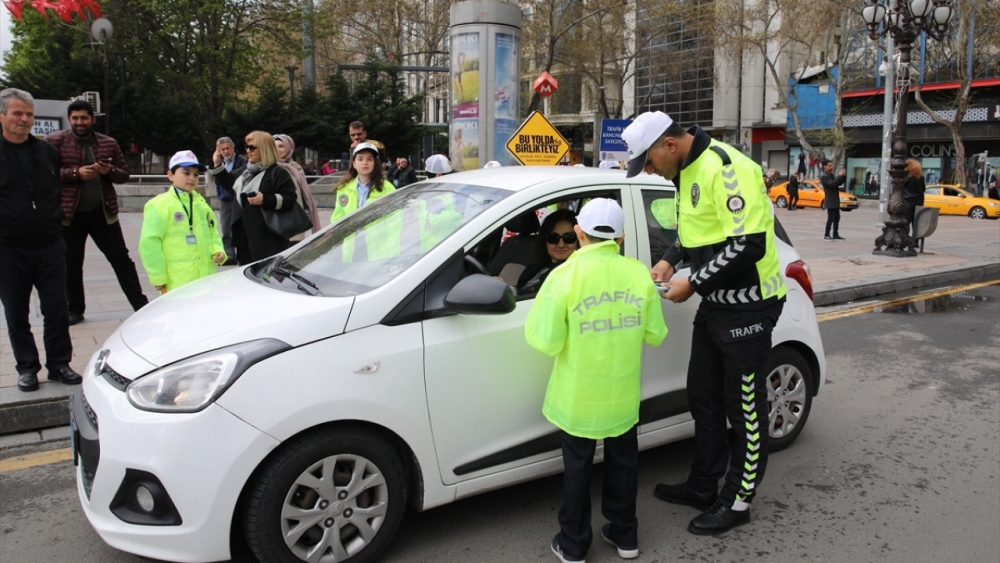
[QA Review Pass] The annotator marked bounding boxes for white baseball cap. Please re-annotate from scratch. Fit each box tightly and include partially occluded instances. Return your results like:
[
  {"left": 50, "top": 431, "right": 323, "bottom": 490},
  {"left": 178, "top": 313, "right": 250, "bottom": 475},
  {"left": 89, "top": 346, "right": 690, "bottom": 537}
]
[
  {"left": 425, "top": 154, "right": 453, "bottom": 174},
  {"left": 577, "top": 198, "right": 624, "bottom": 239},
  {"left": 352, "top": 142, "right": 380, "bottom": 158},
  {"left": 168, "top": 150, "right": 206, "bottom": 171},
  {"left": 622, "top": 111, "right": 674, "bottom": 178},
  {"left": 598, "top": 160, "right": 620, "bottom": 169},
  {"left": 484, "top": 160, "right": 502, "bottom": 169}
]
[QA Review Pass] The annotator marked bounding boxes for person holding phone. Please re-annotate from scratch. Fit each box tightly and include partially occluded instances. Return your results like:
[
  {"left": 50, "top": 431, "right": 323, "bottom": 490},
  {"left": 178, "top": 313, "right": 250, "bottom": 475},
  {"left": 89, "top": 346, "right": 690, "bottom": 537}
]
[
  {"left": 230, "top": 131, "right": 298, "bottom": 265},
  {"left": 46, "top": 99, "right": 148, "bottom": 326}
]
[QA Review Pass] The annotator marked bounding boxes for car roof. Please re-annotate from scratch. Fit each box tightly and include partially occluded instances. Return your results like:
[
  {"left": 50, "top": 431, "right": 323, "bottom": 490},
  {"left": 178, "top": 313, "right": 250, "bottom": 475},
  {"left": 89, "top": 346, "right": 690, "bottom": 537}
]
[{"left": 427, "top": 166, "right": 673, "bottom": 191}]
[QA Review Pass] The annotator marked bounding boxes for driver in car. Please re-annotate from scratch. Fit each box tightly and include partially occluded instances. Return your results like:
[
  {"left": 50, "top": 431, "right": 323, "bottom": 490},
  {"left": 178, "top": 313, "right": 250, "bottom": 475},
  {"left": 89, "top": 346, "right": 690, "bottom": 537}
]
[{"left": 525, "top": 198, "right": 667, "bottom": 563}]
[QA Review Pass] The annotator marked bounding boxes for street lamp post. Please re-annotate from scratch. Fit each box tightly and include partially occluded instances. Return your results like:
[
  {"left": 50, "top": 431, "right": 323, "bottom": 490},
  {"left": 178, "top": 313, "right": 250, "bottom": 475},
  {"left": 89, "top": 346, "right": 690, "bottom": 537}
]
[
  {"left": 862, "top": 0, "right": 952, "bottom": 257},
  {"left": 286, "top": 65, "right": 298, "bottom": 108}
]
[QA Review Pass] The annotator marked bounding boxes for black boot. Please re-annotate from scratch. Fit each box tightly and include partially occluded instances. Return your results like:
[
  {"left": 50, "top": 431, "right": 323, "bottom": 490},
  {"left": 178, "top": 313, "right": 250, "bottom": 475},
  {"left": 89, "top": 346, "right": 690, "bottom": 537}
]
[
  {"left": 48, "top": 365, "right": 82, "bottom": 385},
  {"left": 687, "top": 500, "right": 751, "bottom": 535},
  {"left": 652, "top": 482, "right": 717, "bottom": 510}
]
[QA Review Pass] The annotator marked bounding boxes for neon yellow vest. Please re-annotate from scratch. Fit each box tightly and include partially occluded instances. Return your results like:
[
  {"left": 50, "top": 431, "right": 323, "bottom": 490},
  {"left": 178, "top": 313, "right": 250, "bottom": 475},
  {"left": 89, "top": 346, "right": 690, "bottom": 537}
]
[
  {"left": 678, "top": 141, "right": 786, "bottom": 300},
  {"left": 525, "top": 240, "right": 668, "bottom": 439},
  {"left": 138, "top": 188, "right": 225, "bottom": 291}
]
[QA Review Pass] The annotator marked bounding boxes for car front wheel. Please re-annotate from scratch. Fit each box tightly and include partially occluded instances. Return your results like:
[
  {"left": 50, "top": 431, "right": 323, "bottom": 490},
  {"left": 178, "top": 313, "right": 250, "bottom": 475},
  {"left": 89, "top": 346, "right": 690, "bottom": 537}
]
[
  {"left": 775, "top": 196, "right": 788, "bottom": 208},
  {"left": 969, "top": 206, "right": 987, "bottom": 219},
  {"left": 766, "top": 347, "right": 813, "bottom": 452},
  {"left": 245, "top": 426, "right": 407, "bottom": 563}
]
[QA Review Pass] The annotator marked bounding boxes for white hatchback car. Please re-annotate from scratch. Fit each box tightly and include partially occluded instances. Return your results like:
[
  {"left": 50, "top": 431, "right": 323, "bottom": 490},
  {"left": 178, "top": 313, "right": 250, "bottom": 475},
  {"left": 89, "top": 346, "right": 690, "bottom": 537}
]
[{"left": 73, "top": 167, "right": 825, "bottom": 563}]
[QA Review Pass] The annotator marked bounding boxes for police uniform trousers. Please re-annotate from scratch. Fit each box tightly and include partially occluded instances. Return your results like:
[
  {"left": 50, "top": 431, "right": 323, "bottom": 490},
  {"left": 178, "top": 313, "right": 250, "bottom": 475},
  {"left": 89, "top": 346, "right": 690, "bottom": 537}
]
[
  {"left": 684, "top": 299, "right": 783, "bottom": 506},
  {"left": 0, "top": 239, "right": 73, "bottom": 374},
  {"left": 557, "top": 424, "right": 638, "bottom": 559},
  {"left": 63, "top": 210, "right": 149, "bottom": 315}
]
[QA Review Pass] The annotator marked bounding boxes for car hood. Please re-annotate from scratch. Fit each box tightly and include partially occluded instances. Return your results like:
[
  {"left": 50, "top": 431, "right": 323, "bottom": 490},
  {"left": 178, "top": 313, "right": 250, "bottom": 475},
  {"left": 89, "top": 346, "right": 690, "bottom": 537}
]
[{"left": 120, "top": 268, "right": 353, "bottom": 366}]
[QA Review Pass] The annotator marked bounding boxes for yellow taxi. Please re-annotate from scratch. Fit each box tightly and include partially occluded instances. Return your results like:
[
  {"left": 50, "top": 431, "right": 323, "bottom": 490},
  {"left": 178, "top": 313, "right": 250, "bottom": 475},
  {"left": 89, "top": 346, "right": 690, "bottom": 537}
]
[
  {"left": 923, "top": 184, "right": 1000, "bottom": 219},
  {"left": 769, "top": 179, "right": 859, "bottom": 211}
]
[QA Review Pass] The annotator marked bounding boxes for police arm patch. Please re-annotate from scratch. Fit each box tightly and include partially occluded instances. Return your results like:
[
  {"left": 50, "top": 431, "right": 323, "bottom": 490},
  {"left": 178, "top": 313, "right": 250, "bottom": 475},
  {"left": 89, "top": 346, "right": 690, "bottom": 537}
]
[
  {"left": 338, "top": 194, "right": 349, "bottom": 207},
  {"left": 727, "top": 195, "right": 745, "bottom": 214}
]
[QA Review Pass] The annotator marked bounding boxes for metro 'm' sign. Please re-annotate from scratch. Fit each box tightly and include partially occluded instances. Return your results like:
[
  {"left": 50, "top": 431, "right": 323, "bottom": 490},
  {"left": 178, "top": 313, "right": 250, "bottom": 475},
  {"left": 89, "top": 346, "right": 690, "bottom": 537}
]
[{"left": 533, "top": 72, "right": 558, "bottom": 97}]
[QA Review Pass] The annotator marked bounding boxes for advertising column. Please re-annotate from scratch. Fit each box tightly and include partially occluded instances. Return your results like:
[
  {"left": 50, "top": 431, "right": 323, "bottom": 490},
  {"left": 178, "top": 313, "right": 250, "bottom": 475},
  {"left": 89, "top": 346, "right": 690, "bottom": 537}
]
[{"left": 450, "top": 0, "right": 521, "bottom": 170}]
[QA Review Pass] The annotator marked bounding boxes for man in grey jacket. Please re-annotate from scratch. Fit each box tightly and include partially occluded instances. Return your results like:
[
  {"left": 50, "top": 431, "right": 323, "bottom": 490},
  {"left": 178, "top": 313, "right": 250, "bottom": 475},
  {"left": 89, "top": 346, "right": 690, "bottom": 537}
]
[{"left": 820, "top": 159, "right": 847, "bottom": 240}]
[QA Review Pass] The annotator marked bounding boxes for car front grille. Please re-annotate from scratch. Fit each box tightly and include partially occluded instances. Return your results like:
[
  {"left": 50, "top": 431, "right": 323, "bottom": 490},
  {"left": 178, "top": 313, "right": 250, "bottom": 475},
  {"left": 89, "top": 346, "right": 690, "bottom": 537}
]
[
  {"left": 81, "top": 390, "right": 98, "bottom": 431},
  {"left": 99, "top": 363, "right": 132, "bottom": 392}
]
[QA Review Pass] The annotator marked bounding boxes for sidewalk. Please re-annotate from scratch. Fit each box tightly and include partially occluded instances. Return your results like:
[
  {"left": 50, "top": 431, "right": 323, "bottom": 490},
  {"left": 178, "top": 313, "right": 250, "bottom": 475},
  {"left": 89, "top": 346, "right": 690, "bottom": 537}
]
[{"left": 2, "top": 202, "right": 998, "bottom": 435}]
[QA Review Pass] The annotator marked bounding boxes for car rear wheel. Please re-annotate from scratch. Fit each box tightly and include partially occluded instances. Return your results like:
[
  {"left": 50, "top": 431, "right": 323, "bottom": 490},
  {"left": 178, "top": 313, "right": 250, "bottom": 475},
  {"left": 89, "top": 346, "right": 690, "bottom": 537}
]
[
  {"left": 775, "top": 196, "right": 788, "bottom": 208},
  {"left": 766, "top": 347, "right": 813, "bottom": 452},
  {"left": 245, "top": 426, "right": 407, "bottom": 563},
  {"left": 969, "top": 206, "right": 987, "bottom": 219}
]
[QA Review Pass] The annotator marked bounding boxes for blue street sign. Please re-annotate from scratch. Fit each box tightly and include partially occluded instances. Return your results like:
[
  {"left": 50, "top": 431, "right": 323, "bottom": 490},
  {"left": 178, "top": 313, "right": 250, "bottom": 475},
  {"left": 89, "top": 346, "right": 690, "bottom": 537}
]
[{"left": 599, "top": 118, "right": 632, "bottom": 162}]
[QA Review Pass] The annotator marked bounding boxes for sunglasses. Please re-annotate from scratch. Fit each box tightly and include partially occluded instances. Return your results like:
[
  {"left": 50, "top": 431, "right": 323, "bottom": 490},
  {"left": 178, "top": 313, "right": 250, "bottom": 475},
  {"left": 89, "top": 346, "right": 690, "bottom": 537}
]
[
  {"left": 545, "top": 232, "right": 578, "bottom": 245},
  {"left": 245, "top": 145, "right": 257, "bottom": 152}
]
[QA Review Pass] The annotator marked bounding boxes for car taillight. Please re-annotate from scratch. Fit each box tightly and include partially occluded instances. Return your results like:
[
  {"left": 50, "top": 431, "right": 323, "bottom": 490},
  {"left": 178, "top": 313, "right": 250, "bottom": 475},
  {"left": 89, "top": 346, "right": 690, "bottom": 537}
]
[{"left": 785, "top": 260, "right": 813, "bottom": 301}]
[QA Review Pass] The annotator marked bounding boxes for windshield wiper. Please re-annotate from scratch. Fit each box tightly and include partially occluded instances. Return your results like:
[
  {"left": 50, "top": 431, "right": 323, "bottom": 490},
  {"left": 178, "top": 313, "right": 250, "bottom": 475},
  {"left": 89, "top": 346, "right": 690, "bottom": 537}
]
[{"left": 263, "top": 258, "right": 322, "bottom": 296}]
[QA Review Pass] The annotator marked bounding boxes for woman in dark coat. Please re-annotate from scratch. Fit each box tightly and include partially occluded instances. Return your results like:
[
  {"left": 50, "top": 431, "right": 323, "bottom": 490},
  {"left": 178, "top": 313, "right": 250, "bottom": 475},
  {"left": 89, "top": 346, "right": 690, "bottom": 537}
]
[
  {"left": 903, "top": 158, "right": 926, "bottom": 232},
  {"left": 516, "top": 209, "right": 580, "bottom": 293},
  {"left": 230, "top": 131, "right": 298, "bottom": 264}
]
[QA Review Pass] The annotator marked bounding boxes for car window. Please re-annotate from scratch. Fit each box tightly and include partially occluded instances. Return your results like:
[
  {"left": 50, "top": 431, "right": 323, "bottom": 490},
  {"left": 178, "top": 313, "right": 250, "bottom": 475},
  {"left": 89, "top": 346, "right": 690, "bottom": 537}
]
[
  {"left": 640, "top": 190, "right": 684, "bottom": 268},
  {"left": 470, "top": 189, "right": 623, "bottom": 301},
  {"left": 255, "top": 183, "right": 510, "bottom": 297},
  {"left": 944, "top": 188, "right": 962, "bottom": 197}
]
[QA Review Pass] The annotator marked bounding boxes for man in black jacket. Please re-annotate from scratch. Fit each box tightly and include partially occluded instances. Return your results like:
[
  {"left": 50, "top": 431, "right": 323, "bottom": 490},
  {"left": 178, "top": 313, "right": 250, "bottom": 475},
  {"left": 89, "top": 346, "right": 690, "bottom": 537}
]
[
  {"left": 208, "top": 136, "right": 247, "bottom": 264},
  {"left": 0, "top": 88, "right": 82, "bottom": 391},
  {"left": 395, "top": 157, "right": 418, "bottom": 188},
  {"left": 820, "top": 159, "right": 847, "bottom": 240}
]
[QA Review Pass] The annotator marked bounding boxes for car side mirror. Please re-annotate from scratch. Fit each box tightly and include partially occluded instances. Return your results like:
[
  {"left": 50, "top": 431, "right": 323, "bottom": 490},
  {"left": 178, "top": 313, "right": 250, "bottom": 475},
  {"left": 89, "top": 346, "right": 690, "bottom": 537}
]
[{"left": 444, "top": 274, "right": 516, "bottom": 315}]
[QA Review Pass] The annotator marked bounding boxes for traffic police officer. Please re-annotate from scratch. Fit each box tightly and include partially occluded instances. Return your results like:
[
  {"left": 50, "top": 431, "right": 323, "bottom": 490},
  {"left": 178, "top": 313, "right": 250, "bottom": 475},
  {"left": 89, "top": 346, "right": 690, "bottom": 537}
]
[
  {"left": 526, "top": 198, "right": 667, "bottom": 562},
  {"left": 622, "top": 112, "right": 786, "bottom": 535}
]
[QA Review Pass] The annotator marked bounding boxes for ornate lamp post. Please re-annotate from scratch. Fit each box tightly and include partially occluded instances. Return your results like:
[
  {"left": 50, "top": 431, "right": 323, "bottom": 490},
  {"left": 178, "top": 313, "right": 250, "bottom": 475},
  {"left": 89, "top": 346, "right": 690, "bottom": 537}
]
[{"left": 862, "top": 0, "right": 952, "bottom": 257}]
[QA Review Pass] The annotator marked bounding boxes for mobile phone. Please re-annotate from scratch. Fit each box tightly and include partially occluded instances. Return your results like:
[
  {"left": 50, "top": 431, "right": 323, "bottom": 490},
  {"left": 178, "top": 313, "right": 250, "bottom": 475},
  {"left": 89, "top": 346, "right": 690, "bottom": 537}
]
[
  {"left": 245, "top": 191, "right": 258, "bottom": 198},
  {"left": 655, "top": 281, "right": 672, "bottom": 293},
  {"left": 100, "top": 158, "right": 112, "bottom": 164}
]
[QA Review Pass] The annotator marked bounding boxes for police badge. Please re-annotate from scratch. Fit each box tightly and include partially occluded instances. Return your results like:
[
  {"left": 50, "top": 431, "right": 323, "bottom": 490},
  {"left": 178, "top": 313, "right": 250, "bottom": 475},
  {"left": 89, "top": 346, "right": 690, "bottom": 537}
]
[
  {"left": 339, "top": 194, "right": 349, "bottom": 207},
  {"left": 691, "top": 183, "right": 701, "bottom": 208},
  {"left": 727, "top": 195, "right": 745, "bottom": 213},
  {"left": 174, "top": 211, "right": 185, "bottom": 222}
]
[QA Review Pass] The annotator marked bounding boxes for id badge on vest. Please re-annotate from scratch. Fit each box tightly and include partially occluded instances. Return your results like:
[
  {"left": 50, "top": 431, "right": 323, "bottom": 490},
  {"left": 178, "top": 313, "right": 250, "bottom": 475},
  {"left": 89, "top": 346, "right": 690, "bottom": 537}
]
[{"left": 186, "top": 234, "right": 197, "bottom": 245}]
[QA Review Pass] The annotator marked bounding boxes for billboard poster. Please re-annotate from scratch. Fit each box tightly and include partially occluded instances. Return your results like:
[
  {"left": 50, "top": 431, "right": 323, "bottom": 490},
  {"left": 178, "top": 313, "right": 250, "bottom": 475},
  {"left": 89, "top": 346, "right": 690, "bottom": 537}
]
[
  {"left": 494, "top": 32, "right": 518, "bottom": 166},
  {"left": 451, "top": 31, "right": 480, "bottom": 171}
]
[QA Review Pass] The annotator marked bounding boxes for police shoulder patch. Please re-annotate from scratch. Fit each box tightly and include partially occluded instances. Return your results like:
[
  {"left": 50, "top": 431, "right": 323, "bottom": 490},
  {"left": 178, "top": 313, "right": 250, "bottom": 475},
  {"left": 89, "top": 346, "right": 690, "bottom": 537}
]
[
  {"left": 691, "top": 183, "right": 701, "bottom": 208},
  {"left": 338, "top": 194, "right": 349, "bottom": 207},
  {"left": 727, "top": 195, "right": 745, "bottom": 214}
]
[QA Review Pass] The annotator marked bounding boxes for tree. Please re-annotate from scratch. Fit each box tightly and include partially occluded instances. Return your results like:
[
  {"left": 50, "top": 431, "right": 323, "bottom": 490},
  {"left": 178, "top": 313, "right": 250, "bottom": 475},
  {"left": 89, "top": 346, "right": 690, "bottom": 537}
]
[
  {"left": 913, "top": 0, "right": 1000, "bottom": 188},
  {"left": 713, "top": 0, "right": 853, "bottom": 164},
  {"left": 0, "top": 10, "right": 104, "bottom": 100}
]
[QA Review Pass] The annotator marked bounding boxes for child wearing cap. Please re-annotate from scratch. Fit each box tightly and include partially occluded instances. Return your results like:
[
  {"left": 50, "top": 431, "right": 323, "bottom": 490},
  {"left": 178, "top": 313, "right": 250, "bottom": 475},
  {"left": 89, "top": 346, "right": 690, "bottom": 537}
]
[
  {"left": 138, "top": 151, "right": 226, "bottom": 294},
  {"left": 525, "top": 198, "right": 667, "bottom": 563},
  {"left": 330, "top": 142, "right": 396, "bottom": 224}
]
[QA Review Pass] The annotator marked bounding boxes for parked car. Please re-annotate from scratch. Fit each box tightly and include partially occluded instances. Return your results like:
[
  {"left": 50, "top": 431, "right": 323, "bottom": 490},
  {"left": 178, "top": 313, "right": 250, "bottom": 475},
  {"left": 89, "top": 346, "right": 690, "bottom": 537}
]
[
  {"left": 769, "top": 179, "right": 859, "bottom": 211},
  {"left": 72, "top": 167, "right": 826, "bottom": 563},
  {"left": 923, "top": 184, "right": 1000, "bottom": 219}
]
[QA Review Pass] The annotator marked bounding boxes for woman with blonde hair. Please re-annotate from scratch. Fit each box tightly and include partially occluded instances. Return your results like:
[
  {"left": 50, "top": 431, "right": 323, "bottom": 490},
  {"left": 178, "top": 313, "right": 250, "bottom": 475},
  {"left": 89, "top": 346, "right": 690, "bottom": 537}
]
[
  {"left": 903, "top": 158, "right": 926, "bottom": 232},
  {"left": 230, "top": 131, "right": 298, "bottom": 264}
]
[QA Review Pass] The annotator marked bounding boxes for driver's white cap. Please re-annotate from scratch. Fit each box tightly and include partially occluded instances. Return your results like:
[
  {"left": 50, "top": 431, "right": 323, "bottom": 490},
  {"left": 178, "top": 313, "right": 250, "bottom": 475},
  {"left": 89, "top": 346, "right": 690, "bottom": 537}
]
[{"left": 577, "top": 198, "right": 624, "bottom": 239}]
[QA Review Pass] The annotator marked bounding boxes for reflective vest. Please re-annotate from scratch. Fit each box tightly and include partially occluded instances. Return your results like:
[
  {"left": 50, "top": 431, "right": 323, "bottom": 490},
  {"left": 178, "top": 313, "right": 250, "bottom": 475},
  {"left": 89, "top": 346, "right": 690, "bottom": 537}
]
[
  {"left": 677, "top": 140, "right": 786, "bottom": 303},
  {"left": 330, "top": 178, "right": 395, "bottom": 223},
  {"left": 139, "top": 188, "right": 225, "bottom": 291},
  {"left": 525, "top": 240, "right": 668, "bottom": 439}
]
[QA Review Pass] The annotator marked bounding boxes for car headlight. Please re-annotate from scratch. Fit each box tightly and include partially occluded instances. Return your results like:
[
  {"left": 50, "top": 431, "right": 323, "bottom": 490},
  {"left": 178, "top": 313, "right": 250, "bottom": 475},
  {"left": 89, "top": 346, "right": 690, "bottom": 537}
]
[
  {"left": 989, "top": 202, "right": 999, "bottom": 208},
  {"left": 126, "top": 339, "right": 289, "bottom": 413}
]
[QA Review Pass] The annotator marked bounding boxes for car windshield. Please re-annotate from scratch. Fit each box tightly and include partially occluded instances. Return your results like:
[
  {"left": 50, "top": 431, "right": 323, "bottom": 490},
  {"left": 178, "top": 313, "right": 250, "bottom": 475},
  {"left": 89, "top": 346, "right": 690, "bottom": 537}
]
[{"left": 252, "top": 182, "right": 510, "bottom": 297}]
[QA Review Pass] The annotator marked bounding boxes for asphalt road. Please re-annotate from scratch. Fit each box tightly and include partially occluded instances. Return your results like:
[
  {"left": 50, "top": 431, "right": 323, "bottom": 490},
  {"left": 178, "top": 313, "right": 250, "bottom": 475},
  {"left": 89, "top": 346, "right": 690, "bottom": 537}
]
[{"left": 2, "top": 284, "right": 998, "bottom": 563}]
